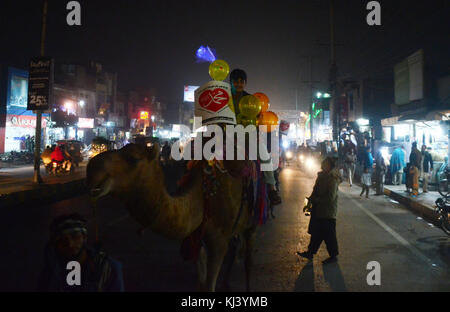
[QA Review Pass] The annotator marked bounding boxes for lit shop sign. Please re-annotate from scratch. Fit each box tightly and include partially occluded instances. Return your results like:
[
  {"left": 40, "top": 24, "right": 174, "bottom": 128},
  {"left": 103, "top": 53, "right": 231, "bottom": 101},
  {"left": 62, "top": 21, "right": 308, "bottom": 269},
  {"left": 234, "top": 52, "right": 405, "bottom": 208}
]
[
  {"left": 140, "top": 111, "right": 149, "bottom": 120},
  {"left": 77, "top": 117, "right": 94, "bottom": 129},
  {"left": 7, "top": 115, "right": 47, "bottom": 128}
]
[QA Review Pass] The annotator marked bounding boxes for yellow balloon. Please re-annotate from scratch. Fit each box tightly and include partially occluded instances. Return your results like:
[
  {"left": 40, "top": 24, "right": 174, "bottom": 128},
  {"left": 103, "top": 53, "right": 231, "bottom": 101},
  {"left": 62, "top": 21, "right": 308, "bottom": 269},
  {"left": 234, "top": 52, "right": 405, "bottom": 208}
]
[
  {"left": 209, "top": 60, "right": 230, "bottom": 81},
  {"left": 237, "top": 113, "right": 256, "bottom": 127},
  {"left": 239, "top": 95, "right": 261, "bottom": 118}
]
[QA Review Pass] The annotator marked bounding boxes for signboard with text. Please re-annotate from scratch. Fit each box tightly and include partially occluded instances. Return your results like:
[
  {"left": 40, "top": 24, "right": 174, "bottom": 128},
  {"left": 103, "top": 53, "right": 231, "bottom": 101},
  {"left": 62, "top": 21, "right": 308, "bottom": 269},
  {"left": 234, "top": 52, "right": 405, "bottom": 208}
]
[
  {"left": 183, "top": 85, "right": 199, "bottom": 103},
  {"left": 27, "top": 57, "right": 53, "bottom": 111}
]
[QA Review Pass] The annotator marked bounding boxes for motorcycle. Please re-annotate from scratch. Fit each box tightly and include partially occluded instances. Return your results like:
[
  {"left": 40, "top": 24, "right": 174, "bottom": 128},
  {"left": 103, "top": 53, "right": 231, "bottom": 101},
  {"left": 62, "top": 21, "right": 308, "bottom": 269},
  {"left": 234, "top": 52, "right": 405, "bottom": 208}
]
[
  {"left": 437, "top": 167, "right": 450, "bottom": 199},
  {"left": 435, "top": 197, "right": 450, "bottom": 235},
  {"left": 46, "top": 159, "right": 74, "bottom": 176}
]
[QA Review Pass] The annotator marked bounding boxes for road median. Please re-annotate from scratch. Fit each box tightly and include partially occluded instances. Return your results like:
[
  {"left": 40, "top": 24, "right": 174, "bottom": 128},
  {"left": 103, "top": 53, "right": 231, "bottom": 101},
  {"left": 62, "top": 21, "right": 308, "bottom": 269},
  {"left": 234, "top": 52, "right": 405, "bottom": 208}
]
[{"left": 0, "top": 178, "right": 88, "bottom": 208}]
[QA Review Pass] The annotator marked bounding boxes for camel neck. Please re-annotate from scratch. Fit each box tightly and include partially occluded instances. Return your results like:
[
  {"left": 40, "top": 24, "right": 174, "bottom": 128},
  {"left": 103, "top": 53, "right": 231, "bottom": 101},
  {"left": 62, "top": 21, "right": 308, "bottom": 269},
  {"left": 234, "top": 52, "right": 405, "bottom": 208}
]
[{"left": 141, "top": 162, "right": 205, "bottom": 240}]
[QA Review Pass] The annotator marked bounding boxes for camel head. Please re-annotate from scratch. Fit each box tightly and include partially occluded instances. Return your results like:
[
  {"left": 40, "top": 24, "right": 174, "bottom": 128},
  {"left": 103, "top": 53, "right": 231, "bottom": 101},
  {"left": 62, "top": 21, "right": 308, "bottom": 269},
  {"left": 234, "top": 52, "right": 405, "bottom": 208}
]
[{"left": 86, "top": 143, "right": 161, "bottom": 200}]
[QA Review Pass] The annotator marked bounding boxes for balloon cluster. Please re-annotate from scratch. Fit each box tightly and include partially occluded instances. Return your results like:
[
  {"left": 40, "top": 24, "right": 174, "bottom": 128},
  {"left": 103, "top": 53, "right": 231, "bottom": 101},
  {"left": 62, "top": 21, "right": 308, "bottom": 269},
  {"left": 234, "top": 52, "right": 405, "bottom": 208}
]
[
  {"left": 207, "top": 59, "right": 279, "bottom": 131},
  {"left": 237, "top": 92, "right": 278, "bottom": 132}
]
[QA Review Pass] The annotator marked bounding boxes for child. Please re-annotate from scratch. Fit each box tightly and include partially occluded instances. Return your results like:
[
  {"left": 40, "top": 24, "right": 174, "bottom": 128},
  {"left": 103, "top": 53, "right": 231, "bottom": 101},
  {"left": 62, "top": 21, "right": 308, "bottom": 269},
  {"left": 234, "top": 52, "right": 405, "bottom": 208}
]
[{"left": 360, "top": 167, "right": 371, "bottom": 198}]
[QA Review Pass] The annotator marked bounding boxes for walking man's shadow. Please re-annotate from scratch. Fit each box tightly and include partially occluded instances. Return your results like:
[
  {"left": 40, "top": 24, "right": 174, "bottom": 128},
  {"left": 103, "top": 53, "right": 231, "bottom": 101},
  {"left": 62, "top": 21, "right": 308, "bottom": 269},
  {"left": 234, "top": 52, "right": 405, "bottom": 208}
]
[
  {"left": 322, "top": 262, "right": 347, "bottom": 292},
  {"left": 294, "top": 261, "right": 315, "bottom": 292},
  {"left": 294, "top": 260, "right": 347, "bottom": 292}
]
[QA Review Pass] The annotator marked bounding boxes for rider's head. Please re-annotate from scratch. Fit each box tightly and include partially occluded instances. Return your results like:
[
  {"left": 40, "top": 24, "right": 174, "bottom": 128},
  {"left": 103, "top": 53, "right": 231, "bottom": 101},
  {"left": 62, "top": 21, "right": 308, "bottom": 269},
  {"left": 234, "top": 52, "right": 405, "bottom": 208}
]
[
  {"left": 230, "top": 69, "right": 247, "bottom": 94},
  {"left": 50, "top": 213, "right": 88, "bottom": 260}
]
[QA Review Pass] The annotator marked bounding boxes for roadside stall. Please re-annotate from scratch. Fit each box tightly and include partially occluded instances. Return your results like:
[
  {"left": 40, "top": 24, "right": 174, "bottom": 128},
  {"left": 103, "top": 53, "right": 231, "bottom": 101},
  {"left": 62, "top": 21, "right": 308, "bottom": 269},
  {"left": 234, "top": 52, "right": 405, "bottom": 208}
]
[{"left": 381, "top": 110, "right": 450, "bottom": 188}]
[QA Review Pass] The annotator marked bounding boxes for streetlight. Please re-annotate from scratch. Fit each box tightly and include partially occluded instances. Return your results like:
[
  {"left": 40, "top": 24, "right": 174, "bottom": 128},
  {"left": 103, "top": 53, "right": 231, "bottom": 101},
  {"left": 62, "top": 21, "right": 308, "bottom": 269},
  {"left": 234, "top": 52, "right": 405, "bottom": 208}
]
[
  {"left": 78, "top": 100, "right": 85, "bottom": 107},
  {"left": 151, "top": 115, "right": 156, "bottom": 122},
  {"left": 316, "top": 92, "right": 322, "bottom": 98}
]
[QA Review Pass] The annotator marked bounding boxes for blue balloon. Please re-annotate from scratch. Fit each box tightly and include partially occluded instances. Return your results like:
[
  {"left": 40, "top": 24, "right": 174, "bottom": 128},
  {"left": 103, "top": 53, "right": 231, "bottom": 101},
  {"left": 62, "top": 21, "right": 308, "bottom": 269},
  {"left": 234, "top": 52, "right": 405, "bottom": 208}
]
[{"left": 195, "top": 45, "right": 217, "bottom": 63}]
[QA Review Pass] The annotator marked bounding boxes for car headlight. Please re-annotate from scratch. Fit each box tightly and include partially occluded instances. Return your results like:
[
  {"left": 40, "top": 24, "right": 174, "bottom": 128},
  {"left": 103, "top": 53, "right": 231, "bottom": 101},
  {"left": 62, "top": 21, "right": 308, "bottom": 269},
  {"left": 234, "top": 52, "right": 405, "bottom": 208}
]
[{"left": 306, "top": 157, "right": 314, "bottom": 167}]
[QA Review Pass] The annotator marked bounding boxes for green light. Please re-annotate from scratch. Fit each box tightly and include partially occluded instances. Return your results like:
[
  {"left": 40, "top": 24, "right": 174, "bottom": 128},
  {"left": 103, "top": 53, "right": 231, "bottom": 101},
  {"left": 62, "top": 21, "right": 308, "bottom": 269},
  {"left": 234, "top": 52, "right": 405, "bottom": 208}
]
[
  {"left": 323, "top": 93, "right": 331, "bottom": 98},
  {"left": 316, "top": 92, "right": 322, "bottom": 98},
  {"left": 312, "top": 102, "right": 315, "bottom": 111},
  {"left": 313, "top": 109, "right": 323, "bottom": 119}
]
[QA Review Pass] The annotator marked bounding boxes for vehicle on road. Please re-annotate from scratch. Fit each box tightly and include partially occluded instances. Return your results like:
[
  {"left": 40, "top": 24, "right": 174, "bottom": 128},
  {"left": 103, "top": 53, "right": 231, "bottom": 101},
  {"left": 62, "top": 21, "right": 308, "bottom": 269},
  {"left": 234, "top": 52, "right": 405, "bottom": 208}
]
[
  {"left": 435, "top": 197, "right": 450, "bottom": 235},
  {"left": 437, "top": 167, "right": 450, "bottom": 199},
  {"left": 88, "top": 137, "right": 114, "bottom": 160}
]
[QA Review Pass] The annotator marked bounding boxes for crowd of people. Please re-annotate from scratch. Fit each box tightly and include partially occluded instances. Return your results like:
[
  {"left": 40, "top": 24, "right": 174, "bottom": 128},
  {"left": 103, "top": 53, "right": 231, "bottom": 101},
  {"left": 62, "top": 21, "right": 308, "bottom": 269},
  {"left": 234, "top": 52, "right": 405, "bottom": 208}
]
[{"left": 337, "top": 138, "right": 436, "bottom": 198}]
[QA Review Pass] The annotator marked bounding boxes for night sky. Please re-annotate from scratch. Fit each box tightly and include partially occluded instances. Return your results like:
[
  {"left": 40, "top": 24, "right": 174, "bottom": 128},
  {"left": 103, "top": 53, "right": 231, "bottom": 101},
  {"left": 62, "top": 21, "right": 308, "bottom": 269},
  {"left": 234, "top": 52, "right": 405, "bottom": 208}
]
[{"left": 1, "top": 0, "right": 449, "bottom": 122}]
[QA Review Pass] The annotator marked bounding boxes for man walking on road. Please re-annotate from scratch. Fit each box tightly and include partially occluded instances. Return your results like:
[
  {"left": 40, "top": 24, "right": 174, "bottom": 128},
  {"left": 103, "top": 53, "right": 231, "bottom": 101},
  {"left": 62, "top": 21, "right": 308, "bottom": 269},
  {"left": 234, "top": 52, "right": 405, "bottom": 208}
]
[
  {"left": 421, "top": 145, "right": 433, "bottom": 193},
  {"left": 297, "top": 157, "right": 342, "bottom": 264}
]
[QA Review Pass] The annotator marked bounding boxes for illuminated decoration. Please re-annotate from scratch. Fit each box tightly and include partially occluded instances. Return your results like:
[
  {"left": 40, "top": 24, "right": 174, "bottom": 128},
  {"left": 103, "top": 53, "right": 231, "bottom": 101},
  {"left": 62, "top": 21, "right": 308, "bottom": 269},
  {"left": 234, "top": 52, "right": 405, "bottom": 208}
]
[
  {"left": 195, "top": 45, "right": 217, "bottom": 63},
  {"left": 140, "top": 111, "right": 149, "bottom": 120}
]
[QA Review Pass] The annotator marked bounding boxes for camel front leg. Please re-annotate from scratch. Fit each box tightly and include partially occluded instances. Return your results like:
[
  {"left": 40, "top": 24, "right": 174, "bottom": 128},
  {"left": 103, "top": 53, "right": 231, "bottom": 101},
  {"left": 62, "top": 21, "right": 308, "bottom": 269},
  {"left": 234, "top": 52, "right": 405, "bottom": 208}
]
[
  {"left": 204, "top": 237, "right": 229, "bottom": 292},
  {"left": 221, "top": 236, "right": 239, "bottom": 291},
  {"left": 196, "top": 246, "right": 207, "bottom": 291}
]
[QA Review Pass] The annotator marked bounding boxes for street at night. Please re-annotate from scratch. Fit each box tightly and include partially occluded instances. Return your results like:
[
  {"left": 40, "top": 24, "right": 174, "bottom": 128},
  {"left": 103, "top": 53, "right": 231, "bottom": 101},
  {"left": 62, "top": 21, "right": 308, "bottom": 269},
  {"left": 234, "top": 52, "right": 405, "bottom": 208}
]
[
  {"left": 1, "top": 165, "right": 449, "bottom": 292},
  {"left": 1, "top": 0, "right": 449, "bottom": 303}
]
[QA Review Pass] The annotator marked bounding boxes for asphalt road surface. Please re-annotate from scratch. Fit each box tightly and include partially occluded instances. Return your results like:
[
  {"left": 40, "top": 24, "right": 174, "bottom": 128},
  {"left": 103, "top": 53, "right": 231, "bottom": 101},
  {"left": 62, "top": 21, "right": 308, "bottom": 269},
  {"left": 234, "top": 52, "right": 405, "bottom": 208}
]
[{"left": 1, "top": 165, "right": 449, "bottom": 291}]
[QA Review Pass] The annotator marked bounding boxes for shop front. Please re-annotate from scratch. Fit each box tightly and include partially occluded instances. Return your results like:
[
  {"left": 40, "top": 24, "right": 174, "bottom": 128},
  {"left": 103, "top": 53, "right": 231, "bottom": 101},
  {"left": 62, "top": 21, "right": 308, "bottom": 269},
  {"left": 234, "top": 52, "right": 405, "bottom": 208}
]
[
  {"left": 381, "top": 110, "right": 450, "bottom": 186},
  {"left": 3, "top": 114, "right": 47, "bottom": 153}
]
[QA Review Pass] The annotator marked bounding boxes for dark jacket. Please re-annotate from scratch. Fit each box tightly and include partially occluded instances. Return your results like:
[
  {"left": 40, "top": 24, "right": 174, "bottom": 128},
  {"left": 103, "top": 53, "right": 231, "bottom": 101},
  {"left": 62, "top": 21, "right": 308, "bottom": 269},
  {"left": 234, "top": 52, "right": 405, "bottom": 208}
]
[
  {"left": 422, "top": 151, "right": 433, "bottom": 173},
  {"left": 309, "top": 168, "right": 342, "bottom": 219},
  {"left": 409, "top": 148, "right": 422, "bottom": 168},
  {"left": 37, "top": 246, "right": 124, "bottom": 292}
]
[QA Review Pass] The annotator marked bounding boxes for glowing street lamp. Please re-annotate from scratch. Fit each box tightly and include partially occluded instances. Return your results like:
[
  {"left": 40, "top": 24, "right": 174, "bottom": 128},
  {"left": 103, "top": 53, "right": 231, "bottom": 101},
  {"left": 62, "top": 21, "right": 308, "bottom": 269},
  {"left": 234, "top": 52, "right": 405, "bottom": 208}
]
[
  {"left": 151, "top": 115, "right": 156, "bottom": 122},
  {"left": 316, "top": 92, "right": 322, "bottom": 98},
  {"left": 78, "top": 100, "right": 85, "bottom": 107}
]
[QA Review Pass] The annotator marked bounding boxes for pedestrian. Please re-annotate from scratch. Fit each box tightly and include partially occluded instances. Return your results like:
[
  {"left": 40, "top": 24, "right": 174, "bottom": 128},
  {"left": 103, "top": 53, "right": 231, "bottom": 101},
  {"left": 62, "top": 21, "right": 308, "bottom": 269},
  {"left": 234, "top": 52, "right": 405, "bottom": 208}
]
[
  {"left": 344, "top": 148, "right": 356, "bottom": 187},
  {"left": 409, "top": 142, "right": 422, "bottom": 196},
  {"left": 37, "top": 213, "right": 124, "bottom": 292},
  {"left": 297, "top": 157, "right": 342, "bottom": 264},
  {"left": 421, "top": 145, "right": 433, "bottom": 193},
  {"left": 390, "top": 145, "right": 406, "bottom": 185},
  {"left": 363, "top": 146, "right": 374, "bottom": 171},
  {"left": 360, "top": 167, "right": 371, "bottom": 198},
  {"left": 375, "top": 148, "right": 386, "bottom": 195},
  {"left": 161, "top": 141, "right": 171, "bottom": 164}
]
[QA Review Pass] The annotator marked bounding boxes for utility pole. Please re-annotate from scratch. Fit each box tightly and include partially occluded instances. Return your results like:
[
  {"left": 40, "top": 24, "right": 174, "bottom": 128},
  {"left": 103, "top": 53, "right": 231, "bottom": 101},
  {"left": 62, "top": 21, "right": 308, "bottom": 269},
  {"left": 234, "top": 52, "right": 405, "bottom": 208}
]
[
  {"left": 33, "top": 0, "right": 48, "bottom": 185},
  {"left": 300, "top": 56, "right": 321, "bottom": 143},
  {"left": 329, "top": 0, "right": 339, "bottom": 145}
]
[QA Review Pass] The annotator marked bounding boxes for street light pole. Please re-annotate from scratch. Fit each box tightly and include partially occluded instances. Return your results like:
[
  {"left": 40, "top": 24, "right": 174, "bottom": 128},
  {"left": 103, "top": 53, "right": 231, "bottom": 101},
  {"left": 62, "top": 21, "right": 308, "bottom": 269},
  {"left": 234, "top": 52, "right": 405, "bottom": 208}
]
[{"left": 33, "top": 0, "right": 48, "bottom": 184}]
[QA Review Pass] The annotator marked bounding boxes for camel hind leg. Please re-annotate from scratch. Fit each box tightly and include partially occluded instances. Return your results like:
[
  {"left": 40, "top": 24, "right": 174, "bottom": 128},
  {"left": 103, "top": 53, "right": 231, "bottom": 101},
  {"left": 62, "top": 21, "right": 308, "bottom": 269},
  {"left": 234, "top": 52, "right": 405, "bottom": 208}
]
[{"left": 196, "top": 246, "right": 207, "bottom": 291}]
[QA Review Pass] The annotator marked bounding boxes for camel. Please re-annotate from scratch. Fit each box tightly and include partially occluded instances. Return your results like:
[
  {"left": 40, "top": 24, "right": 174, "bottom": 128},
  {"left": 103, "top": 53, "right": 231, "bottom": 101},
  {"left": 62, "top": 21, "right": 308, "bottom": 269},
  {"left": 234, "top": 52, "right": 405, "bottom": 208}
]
[{"left": 86, "top": 143, "right": 257, "bottom": 292}]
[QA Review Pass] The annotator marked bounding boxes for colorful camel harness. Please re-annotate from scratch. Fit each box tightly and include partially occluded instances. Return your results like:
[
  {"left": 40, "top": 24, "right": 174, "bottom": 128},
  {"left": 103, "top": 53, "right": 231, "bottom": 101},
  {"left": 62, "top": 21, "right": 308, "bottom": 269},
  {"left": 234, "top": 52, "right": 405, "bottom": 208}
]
[{"left": 179, "top": 159, "right": 268, "bottom": 262}]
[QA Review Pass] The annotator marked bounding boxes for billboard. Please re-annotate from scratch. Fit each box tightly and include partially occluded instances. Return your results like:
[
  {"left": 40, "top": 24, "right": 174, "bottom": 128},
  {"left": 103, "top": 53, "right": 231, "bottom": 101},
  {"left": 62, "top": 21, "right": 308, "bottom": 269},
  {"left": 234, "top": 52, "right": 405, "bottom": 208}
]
[
  {"left": 7, "top": 68, "right": 29, "bottom": 115},
  {"left": 183, "top": 85, "right": 199, "bottom": 102},
  {"left": 394, "top": 49, "right": 424, "bottom": 106},
  {"left": 27, "top": 57, "right": 53, "bottom": 111}
]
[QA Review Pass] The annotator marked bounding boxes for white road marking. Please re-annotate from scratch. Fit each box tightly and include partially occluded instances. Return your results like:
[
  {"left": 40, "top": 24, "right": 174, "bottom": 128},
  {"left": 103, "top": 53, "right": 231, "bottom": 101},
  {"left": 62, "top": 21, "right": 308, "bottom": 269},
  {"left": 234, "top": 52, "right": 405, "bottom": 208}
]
[{"left": 342, "top": 192, "right": 445, "bottom": 276}]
